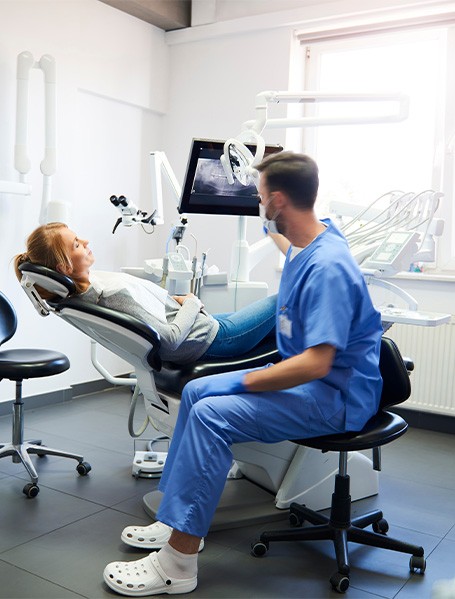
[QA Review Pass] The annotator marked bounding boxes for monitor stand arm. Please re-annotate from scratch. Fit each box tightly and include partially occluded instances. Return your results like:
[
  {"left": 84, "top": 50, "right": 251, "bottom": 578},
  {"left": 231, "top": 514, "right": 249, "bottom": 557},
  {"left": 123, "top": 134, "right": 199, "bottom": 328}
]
[{"left": 230, "top": 216, "right": 274, "bottom": 282}]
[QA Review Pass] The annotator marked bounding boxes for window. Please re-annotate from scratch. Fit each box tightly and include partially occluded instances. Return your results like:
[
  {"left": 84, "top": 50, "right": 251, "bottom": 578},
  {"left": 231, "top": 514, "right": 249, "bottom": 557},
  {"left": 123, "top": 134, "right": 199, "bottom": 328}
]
[{"left": 290, "top": 25, "right": 455, "bottom": 272}]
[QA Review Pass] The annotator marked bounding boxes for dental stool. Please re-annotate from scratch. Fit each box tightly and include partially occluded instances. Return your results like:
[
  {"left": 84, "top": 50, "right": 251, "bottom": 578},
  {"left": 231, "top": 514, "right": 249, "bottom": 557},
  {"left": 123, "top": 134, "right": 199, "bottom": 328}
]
[
  {"left": 0, "top": 291, "right": 91, "bottom": 498},
  {"left": 251, "top": 337, "right": 426, "bottom": 593}
]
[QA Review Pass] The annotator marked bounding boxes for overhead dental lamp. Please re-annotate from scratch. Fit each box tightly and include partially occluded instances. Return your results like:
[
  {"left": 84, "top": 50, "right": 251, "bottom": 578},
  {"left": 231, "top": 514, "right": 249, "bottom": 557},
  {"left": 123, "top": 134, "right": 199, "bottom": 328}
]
[{"left": 221, "top": 130, "right": 265, "bottom": 187}]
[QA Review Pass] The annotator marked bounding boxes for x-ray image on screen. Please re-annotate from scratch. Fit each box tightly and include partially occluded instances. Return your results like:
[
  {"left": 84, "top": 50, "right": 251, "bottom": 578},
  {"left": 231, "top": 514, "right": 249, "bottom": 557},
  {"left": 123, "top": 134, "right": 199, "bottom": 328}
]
[
  {"left": 179, "top": 139, "right": 283, "bottom": 217},
  {"left": 193, "top": 158, "right": 256, "bottom": 197}
]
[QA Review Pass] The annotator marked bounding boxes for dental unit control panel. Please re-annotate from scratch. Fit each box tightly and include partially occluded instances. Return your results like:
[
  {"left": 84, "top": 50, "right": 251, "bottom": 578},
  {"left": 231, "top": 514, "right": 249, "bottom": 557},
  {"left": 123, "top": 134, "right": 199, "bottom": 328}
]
[{"left": 363, "top": 231, "right": 419, "bottom": 275}]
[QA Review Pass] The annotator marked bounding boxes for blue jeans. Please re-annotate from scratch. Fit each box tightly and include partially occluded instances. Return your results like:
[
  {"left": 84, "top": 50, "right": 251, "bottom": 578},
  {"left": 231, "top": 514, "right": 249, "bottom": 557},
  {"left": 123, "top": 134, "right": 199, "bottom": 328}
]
[{"left": 201, "top": 294, "right": 277, "bottom": 359}]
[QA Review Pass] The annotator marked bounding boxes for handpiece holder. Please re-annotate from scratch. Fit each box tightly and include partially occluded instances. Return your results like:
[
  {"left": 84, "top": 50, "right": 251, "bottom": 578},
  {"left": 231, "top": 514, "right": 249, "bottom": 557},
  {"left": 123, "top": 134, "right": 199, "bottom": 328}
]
[{"left": 363, "top": 271, "right": 418, "bottom": 311}]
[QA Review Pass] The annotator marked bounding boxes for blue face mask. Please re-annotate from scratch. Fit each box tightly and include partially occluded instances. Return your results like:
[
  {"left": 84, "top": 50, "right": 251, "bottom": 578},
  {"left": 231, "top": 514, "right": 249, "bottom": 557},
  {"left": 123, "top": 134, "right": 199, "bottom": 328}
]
[{"left": 259, "top": 201, "right": 281, "bottom": 234}]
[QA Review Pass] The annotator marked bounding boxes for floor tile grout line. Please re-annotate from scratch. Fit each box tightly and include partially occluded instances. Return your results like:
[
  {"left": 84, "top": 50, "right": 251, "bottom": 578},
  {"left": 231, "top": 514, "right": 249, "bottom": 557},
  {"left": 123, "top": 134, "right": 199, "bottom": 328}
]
[{"left": 0, "top": 558, "right": 89, "bottom": 598}]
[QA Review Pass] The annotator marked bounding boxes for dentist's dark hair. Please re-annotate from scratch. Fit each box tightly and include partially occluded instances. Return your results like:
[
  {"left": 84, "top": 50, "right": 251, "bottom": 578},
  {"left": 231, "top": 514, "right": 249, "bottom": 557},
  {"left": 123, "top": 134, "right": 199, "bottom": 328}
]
[{"left": 256, "top": 151, "right": 319, "bottom": 210}]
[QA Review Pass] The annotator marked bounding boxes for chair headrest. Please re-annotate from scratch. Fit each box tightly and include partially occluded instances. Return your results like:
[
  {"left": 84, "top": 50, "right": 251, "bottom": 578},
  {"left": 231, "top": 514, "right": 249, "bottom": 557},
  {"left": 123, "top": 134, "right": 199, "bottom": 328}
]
[{"left": 18, "top": 263, "right": 76, "bottom": 317}]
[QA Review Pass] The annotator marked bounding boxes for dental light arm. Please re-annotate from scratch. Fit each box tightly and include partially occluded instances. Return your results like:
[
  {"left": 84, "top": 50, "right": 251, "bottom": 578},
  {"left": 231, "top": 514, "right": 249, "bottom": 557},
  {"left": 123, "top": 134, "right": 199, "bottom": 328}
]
[
  {"left": 244, "top": 90, "right": 409, "bottom": 134},
  {"left": 222, "top": 90, "right": 409, "bottom": 187},
  {"left": 222, "top": 90, "right": 409, "bottom": 282},
  {"left": 150, "top": 151, "right": 181, "bottom": 223}
]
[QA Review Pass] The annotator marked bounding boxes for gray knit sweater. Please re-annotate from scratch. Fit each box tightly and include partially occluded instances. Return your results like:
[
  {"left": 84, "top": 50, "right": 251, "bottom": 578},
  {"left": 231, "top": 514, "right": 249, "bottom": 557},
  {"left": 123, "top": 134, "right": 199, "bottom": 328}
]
[{"left": 78, "top": 273, "right": 219, "bottom": 364}]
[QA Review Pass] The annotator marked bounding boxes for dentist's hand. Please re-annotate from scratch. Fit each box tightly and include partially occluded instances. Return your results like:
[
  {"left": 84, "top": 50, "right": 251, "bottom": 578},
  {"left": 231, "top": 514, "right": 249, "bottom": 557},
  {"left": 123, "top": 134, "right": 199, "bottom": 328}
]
[{"left": 193, "top": 370, "right": 248, "bottom": 398}]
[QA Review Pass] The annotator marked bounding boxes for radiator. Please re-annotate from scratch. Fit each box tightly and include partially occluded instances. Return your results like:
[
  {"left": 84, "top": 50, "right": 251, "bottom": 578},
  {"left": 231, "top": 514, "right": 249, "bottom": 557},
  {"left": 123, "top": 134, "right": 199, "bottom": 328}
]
[{"left": 387, "top": 319, "right": 455, "bottom": 416}]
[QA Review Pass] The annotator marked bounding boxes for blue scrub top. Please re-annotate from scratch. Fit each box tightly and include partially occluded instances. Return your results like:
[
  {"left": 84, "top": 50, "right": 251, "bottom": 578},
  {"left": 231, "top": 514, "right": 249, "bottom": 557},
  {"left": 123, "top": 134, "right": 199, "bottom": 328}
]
[{"left": 277, "top": 218, "right": 383, "bottom": 431}]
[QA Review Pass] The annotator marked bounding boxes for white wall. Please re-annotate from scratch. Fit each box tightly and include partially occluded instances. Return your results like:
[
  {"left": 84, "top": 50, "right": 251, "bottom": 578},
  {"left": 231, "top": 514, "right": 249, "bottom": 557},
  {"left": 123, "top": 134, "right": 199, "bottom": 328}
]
[{"left": 0, "top": 0, "right": 168, "bottom": 401}]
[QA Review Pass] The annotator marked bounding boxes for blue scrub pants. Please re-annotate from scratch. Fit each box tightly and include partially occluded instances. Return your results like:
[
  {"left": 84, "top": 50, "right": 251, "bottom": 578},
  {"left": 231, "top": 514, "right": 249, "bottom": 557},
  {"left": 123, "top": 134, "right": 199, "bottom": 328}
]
[{"left": 156, "top": 370, "right": 346, "bottom": 538}]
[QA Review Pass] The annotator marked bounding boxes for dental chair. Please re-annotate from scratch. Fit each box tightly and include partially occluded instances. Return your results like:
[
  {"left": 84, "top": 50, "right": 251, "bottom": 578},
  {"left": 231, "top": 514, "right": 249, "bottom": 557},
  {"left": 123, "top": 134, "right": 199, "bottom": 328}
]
[
  {"left": 18, "top": 263, "right": 379, "bottom": 528},
  {"left": 0, "top": 290, "right": 91, "bottom": 497}
]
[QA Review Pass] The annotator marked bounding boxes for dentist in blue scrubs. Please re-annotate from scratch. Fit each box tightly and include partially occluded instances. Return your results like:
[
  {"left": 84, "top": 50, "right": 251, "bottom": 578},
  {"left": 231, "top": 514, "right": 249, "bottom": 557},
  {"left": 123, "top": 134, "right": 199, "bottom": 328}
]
[{"left": 104, "top": 152, "right": 383, "bottom": 597}]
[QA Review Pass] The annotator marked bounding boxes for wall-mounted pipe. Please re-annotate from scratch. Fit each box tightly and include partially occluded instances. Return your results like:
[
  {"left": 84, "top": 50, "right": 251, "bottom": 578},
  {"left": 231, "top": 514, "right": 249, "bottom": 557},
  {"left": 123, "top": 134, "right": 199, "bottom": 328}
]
[
  {"left": 14, "top": 51, "right": 34, "bottom": 178},
  {"left": 1, "top": 51, "right": 68, "bottom": 222}
]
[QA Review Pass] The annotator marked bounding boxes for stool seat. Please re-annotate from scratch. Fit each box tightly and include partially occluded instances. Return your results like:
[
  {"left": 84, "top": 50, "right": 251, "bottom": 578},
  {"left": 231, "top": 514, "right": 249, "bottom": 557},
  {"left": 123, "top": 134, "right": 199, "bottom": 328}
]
[
  {"left": 0, "top": 349, "right": 69, "bottom": 380},
  {"left": 295, "top": 410, "right": 408, "bottom": 453}
]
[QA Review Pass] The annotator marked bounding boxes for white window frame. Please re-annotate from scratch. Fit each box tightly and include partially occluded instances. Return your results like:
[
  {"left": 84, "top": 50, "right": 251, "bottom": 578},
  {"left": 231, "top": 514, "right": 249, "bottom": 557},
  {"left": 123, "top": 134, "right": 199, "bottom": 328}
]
[{"left": 288, "top": 10, "right": 455, "bottom": 274}]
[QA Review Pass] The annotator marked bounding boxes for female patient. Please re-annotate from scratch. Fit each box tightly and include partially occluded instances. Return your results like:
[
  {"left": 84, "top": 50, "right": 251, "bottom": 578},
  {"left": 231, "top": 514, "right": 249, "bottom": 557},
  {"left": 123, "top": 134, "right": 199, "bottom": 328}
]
[{"left": 14, "top": 222, "right": 277, "bottom": 364}]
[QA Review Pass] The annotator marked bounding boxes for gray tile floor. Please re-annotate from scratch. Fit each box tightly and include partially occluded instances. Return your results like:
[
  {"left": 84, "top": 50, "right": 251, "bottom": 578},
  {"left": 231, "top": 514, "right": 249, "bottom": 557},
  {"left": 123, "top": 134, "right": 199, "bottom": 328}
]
[{"left": 0, "top": 386, "right": 454, "bottom": 599}]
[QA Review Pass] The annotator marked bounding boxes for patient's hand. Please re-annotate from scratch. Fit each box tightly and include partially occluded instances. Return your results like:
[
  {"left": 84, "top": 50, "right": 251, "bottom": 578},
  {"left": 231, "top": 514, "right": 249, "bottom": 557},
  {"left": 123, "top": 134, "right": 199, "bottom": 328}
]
[
  {"left": 172, "top": 293, "right": 197, "bottom": 306},
  {"left": 172, "top": 294, "right": 205, "bottom": 312}
]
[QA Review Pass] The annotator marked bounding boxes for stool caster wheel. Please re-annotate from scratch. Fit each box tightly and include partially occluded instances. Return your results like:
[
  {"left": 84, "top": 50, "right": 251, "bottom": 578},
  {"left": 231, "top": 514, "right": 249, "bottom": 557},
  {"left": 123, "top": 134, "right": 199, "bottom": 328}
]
[
  {"left": 330, "top": 572, "right": 350, "bottom": 593},
  {"left": 23, "top": 483, "right": 40, "bottom": 498},
  {"left": 372, "top": 518, "right": 389, "bottom": 534},
  {"left": 410, "top": 555, "right": 426, "bottom": 573},
  {"left": 76, "top": 461, "right": 91, "bottom": 476},
  {"left": 251, "top": 540, "right": 269, "bottom": 557},
  {"left": 289, "top": 512, "right": 304, "bottom": 527}
]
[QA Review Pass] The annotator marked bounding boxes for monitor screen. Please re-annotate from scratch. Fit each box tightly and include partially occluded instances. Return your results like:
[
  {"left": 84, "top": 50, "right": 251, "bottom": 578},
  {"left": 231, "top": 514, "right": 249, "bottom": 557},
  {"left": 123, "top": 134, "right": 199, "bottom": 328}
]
[{"left": 178, "top": 138, "right": 283, "bottom": 217}]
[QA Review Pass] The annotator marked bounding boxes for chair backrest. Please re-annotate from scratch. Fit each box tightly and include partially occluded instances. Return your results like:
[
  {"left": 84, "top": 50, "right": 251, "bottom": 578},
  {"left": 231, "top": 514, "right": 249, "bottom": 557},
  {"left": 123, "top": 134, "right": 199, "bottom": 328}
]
[
  {"left": 56, "top": 296, "right": 162, "bottom": 371},
  {"left": 379, "top": 336, "right": 411, "bottom": 409},
  {"left": 17, "top": 262, "right": 168, "bottom": 422},
  {"left": 0, "top": 291, "right": 17, "bottom": 346},
  {"left": 17, "top": 263, "right": 162, "bottom": 372}
]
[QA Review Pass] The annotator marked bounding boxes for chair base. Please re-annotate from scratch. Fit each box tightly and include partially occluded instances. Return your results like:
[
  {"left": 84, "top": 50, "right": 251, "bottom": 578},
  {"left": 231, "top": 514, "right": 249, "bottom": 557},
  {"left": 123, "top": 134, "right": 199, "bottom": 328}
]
[
  {"left": 0, "top": 387, "right": 91, "bottom": 496},
  {"left": 252, "top": 473, "right": 425, "bottom": 593},
  {"left": 0, "top": 439, "right": 87, "bottom": 487}
]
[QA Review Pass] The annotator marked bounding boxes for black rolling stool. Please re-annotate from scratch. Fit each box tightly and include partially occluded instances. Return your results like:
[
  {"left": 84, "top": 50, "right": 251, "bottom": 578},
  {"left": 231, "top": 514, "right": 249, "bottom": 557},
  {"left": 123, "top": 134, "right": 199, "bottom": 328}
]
[
  {"left": 251, "top": 337, "right": 426, "bottom": 593},
  {"left": 0, "top": 291, "right": 91, "bottom": 498}
]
